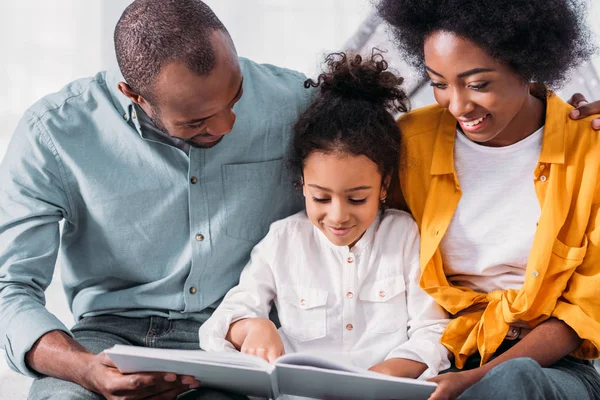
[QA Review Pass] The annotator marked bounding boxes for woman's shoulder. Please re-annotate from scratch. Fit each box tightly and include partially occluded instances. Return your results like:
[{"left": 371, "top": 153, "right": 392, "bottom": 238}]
[{"left": 397, "top": 103, "right": 447, "bottom": 138}]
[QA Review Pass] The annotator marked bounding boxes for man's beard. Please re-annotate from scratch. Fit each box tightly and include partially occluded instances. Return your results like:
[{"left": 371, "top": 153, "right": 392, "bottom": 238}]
[{"left": 149, "top": 108, "right": 222, "bottom": 149}]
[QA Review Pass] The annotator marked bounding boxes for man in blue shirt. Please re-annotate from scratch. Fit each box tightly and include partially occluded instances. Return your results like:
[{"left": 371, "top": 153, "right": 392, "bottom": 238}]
[{"left": 0, "top": 0, "right": 309, "bottom": 398}]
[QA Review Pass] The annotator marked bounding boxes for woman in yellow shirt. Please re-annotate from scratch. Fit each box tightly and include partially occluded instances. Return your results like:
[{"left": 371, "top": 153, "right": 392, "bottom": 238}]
[{"left": 377, "top": 0, "right": 600, "bottom": 399}]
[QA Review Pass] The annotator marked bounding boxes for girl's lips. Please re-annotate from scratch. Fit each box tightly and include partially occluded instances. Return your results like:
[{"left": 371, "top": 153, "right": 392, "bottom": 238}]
[
  {"left": 326, "top": 226, "right": 353, "bottom": 237},
  {"left": 459, "top": 114, "right": 490, "bottom": 133}
]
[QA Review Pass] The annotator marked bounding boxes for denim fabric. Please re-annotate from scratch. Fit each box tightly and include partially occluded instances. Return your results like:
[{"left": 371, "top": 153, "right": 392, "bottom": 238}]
[{"left": 443, "top": 340, "right": 600, "bottom": 400}]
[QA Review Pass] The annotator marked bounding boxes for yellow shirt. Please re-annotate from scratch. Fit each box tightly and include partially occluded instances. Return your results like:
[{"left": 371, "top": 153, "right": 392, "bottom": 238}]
[{"left": 395, "top": 93, "right": 600, "bottom": 368}]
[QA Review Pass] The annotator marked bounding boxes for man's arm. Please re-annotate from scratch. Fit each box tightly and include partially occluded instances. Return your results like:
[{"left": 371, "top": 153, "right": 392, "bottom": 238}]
[{"left": 0, "top": 113, "right": 198, "bottom": 399}]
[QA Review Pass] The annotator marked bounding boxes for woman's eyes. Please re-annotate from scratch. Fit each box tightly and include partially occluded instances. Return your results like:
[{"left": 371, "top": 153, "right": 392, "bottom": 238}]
[
  {"left": 429, "top": 81, "right": 490, "bottom": 91},
  {"left": 312, "top": 197, "right": 367, "bottom": 204},
  {"left": 430, "top": 82, "right": 448, "bottom": 89},
  {"left": 469, "top": 82, "right": 489, "bottom": 90}
]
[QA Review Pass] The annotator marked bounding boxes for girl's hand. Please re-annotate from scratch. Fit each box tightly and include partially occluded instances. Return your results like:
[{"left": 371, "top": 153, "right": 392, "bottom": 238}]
[
  {"left": 239, "top": 319, "right": 285, "bottom": 363},
  {"left": 368, "top": 358, "right": 427, "bottom": 379},
  {"left": 427, "top": 370, "right": 480, "bottom": 400}
]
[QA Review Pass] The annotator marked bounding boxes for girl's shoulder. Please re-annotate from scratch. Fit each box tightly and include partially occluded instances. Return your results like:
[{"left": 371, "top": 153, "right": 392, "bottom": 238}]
[
  {"left": 378, "top": 209, "right": 419, "bottom": 237},
  {"left": 266, "top": 210, "right": 313, "bottom": 235}
]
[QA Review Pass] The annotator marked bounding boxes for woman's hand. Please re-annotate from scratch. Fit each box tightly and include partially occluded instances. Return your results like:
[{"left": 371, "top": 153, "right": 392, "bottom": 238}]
[
  {"left": 567, "top": 93, "right": 600, "bottom": 130},
  {"left": 427, "top": 370, "right": 481, "bottom": 400}
]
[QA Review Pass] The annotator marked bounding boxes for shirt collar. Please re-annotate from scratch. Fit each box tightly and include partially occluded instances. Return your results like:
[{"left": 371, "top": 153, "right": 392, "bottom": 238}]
[
  {"left": 105, "top": 69, "right": 144, "bottom": 136},
  {"left": 429, "top": 89, "right": 568, "bottom": 177}
]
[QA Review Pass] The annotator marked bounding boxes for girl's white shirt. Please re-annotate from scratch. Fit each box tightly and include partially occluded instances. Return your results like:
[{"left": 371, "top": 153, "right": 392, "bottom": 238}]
[{"left": 199, "top": 209, "right": 450, "bottom": 379}]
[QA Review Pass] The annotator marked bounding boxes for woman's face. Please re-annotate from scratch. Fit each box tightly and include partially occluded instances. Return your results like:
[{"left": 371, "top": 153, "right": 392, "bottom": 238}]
[{"left": 424, "top": 31, "right": 541, "bottom": 147}]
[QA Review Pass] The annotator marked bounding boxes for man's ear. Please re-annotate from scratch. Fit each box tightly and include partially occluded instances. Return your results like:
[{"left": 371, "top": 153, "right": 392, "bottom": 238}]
[{"left": 117, "top": 82, "right": 146, "bottom": 105}]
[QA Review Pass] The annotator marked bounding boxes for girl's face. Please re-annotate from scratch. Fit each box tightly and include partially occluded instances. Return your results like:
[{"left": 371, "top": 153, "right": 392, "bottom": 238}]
[
  {"left": 302, "top": 151, "right": 387, "bottom": 248},
  {"left": 424, "top": 31, "right": 543, "bottom": 147}
]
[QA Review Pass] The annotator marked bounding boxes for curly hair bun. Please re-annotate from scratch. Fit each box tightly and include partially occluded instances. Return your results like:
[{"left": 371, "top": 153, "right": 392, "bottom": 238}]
[{"left": 305, "top": 51, "right": 409, "bottom": 114}]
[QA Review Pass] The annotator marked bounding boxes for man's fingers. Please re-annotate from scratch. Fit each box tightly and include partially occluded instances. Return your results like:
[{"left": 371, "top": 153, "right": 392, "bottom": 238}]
[
  {"left": 572, "top": 100, "right": 600, "bottom": 120},
  {"left": 567, "top": 93, "right": 588, "bottom": 109},
  {"left": 180, "top": 375, "right": 200, "bottom": 387},
  {"left": 99, "top": 351, "right": 118, "bottom": 368},
  {"left": 593, "top": 118, "right": 600, "bottom": 131}
]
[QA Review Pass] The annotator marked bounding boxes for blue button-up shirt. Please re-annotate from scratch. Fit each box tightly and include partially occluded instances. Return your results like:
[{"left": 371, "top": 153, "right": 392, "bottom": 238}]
[{"left": 0, "top": 58, "right": 310, "bottom": 375}]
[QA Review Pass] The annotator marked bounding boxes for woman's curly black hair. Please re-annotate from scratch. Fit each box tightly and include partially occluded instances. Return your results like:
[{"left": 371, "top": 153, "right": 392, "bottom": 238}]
[
  {"left": 290, "top": 51, "right": 409, "bottom": 186},
  {"left": 377, "top": 0, "right": 596, "bottom": 88}
]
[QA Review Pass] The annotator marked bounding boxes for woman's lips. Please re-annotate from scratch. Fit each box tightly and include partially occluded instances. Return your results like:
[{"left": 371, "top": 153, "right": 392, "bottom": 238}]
[{"left": 459, "top": 114, "right": 490, "bottom": 132}]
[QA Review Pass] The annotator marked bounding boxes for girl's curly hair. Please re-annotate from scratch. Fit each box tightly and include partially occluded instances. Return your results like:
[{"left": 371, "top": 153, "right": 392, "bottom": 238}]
[{"left": 290, "top": 51, "right": 409, "bottom": 185}]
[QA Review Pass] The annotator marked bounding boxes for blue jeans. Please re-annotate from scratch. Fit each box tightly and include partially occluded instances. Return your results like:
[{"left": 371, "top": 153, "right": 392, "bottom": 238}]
[
  {"left": 447, "top": 341, "right": 600, "bottom": 400},
  {"left": 28, "top": 315, "right": 248, "bottom": 400}
]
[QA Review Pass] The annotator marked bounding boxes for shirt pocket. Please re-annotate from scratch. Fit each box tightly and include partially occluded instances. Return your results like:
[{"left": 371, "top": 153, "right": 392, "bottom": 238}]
[
  {"left": 222, "top": 159, "right": 297, "bottom": 243},
  {"left": 359, "top": 276, "right": 406, "bottom": 334},
  {"left": 278, "top": 285, "right": 328, "bottom": 342}
]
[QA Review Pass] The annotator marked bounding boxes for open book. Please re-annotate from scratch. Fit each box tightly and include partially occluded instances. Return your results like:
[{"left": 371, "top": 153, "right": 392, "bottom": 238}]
[{"left": 105, "top": 345, "right": 436, "bottom": 399}]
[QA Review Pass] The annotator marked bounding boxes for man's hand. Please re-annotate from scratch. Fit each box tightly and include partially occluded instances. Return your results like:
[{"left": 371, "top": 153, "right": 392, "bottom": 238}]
[
  {"left": 427, "top": 370, "right": 481, "bottom": 400},
  {"left": 77, "top": 351, "right": 199, "bottom": 400},
  {"left": 567, "top": 93, "right": 600, "bottom": 130},
  {"left": 26, "top": 330, "right": 200, "bottom": 400},
  {"left": 228, "top": 318, "right": 285, "bottom": 363}
]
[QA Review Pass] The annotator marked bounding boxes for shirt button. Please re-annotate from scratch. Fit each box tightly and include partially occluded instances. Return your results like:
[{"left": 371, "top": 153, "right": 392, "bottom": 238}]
[
  {"left": 195, "top": 234, "right": 205, "bottom": 241},
  {"left": 190, "top": 176, "right": 198, "bottom": 184},
  {"left": 347, "top": 257, "right": 354, "bottom": 264},
  {"left": 123, "top": 113, "right": 128, "bottom": 120},
  {"left": 346, "top": 324, "right": 354, "bottom": 331},
  {"left": 540, "top": 175, "right": 547, "bottom": 182},
  {"left": 346, "top": 292, "right": 354, "bottom": 299},
  {"left": 300, "top": 299, "right": 306, "bottom": 307},
  {"left": 532, "top": 271, "right": 539, "bottom": 277},
  {"left": 539, "top": 164, "right": 546, "bottom": 171},
  {"left": 132, "top": 111, "right": 137, "bottom": 119},
  {"left": 379, "top": 290, "right": 386, "bottom": 298},
  {"left": 189, "top": 287, "right": 197, "bottom": 294}
]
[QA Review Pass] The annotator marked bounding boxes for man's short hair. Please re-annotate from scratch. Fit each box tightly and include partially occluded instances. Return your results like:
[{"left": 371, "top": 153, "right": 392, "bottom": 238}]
[{"left": 114, "top": 0, "right": 227, "bottom": 101}]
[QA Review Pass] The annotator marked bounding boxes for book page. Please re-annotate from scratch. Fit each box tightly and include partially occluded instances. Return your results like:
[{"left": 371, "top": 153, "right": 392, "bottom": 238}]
[
  {"left": 275, "top": 351, "right": 380, "bottom": 377},
  {"left": 107, "top": 345, "right": 273, "bottom": 371}
]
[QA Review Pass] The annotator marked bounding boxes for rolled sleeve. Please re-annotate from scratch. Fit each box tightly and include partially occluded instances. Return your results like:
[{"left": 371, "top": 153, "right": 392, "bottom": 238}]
[{"left": 0, "top": 113, "right": 72, "bottom": 376}]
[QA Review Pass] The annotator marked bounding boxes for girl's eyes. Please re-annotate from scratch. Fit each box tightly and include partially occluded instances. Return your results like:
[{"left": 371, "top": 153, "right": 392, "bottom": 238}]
[{"left": 311, "top": 197, "right": 367, "bottom": 204}]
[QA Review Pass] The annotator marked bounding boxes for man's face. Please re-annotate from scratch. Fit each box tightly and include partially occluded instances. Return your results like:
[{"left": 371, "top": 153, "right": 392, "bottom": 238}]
[{"left": 132, "top": 30, "right": 244, "bottom": 148}]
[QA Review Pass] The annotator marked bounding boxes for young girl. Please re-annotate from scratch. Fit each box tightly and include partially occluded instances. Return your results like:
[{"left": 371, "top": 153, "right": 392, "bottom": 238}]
[
  {"left": 377, "top": 0, "right": 600, "bottom": 398},
  {"left": 199, "top": 52, "right": 450, "bottom": 380}
]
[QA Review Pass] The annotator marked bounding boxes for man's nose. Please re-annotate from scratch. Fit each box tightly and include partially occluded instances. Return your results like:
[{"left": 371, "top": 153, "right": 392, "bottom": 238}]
[{"left": 207, "top": 108, "right": 236, "bottom": 136}]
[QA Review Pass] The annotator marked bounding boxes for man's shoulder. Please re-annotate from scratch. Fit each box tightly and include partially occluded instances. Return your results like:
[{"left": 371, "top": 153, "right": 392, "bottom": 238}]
[
  {"left": 239, "top": 57, "right": 307, "bottom": 83},
  {"left": 238, "top": 57, "right": 310, "bottom": 103},
  {"left": 25, "top": 72, "right": 111, "bottom": 123}
]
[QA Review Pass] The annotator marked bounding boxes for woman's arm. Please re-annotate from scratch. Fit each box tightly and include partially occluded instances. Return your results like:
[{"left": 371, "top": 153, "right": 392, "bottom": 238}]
[{"left": 428, "top": 313, "right": 582, "bottom": 400}]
